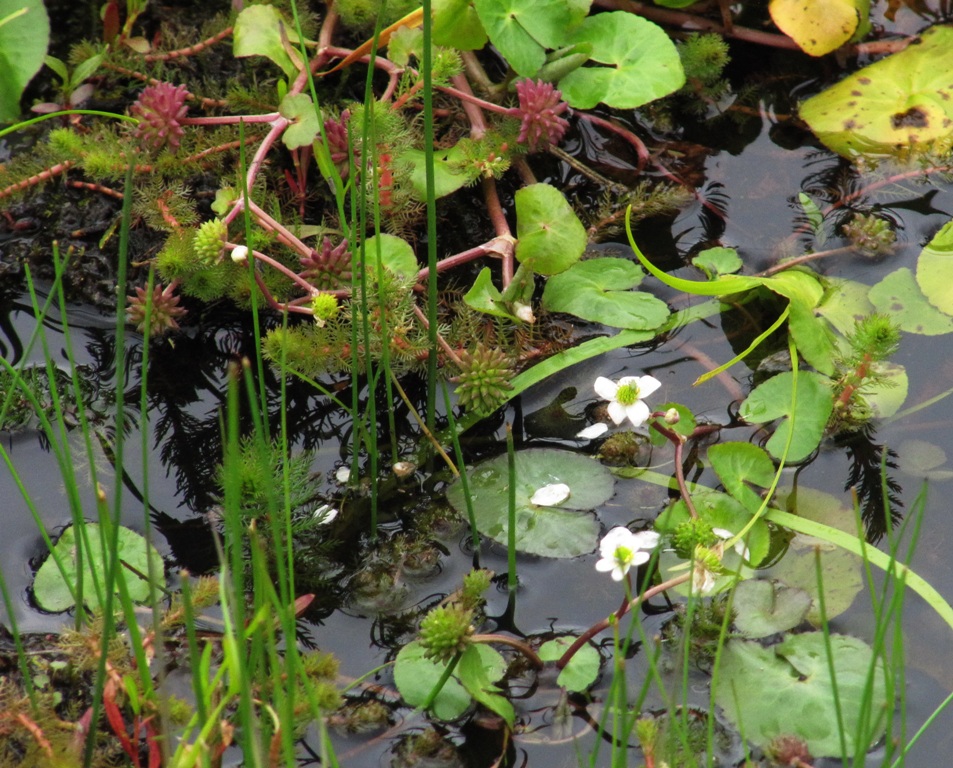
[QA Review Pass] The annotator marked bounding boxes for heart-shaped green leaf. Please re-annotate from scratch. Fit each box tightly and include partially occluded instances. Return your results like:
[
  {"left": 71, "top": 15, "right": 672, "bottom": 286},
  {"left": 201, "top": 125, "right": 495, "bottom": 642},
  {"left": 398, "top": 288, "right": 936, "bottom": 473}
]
[
  {"left": 715, "top": 633, "right": 887, "bottom": 756},
  {"left": 708, "top": 442, "right": 776, "bottom": 515},
  {"left": 445, "top": 448, "right": 614, "bottom": 557},
  {"left": 233, "top": 4, "right": 301, "bottom": 78},
  {"left": 33, "top": 523, "right": 165, "bottom": 612},
  {"left": 799, "top": 26, "right": 953, "bottom": 157},
  {"left": 557, "top": 13, "right": 684, "bottom": 109},
  {"left": 473, "top": 0, "right": 589, "bottom": 76},
  {"left": 463, "top": 267, "right": 520, "bottom": 321},
  {"left": 433, "top": 0, "right": 488, "bottom": 50},
  {"left": 541, "top": 258, "right": 669, "bottom": 330},
  {"left": 514, "top": 184, "right": 586, "bottom": 275},
  {"left": 364, "top": 233, "right": 418, "bottom": 280},
  {"left": 280, "top": 93, "right": 321, "bottom": 149},
  {"left": 539, "top": 637, "right": 601, "bottom": 691},
  {"left": 739, "top": 371, "right": 832, "bottom": 462}
]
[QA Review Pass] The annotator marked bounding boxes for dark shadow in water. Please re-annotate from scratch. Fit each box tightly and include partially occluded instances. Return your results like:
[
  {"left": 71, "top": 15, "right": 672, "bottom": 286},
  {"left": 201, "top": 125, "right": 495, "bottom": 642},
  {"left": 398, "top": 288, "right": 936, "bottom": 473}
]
[{"left": 834, "top": 423, "right": 903, "bottom": 543}]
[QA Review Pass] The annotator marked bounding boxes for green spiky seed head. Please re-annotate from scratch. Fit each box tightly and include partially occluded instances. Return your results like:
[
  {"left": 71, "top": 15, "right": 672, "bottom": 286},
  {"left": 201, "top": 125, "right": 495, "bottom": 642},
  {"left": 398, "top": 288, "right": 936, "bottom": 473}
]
[
  {"left": 842, "top": 213, "right": 896, "bottom": 257},
  {"left": 672, "top": 518, "right": 717, "bottom": 559},
  {"left": 311, "top": 293, "right": 340, "bottom": 325},
  {"left": 454, "top": 343, "right": 513, "bottom": 414},
  {"left": 418, "top": 604, "right": 474, "bottom": 663},
  {"left": 461, "top": 568, "right": 494, "bottom": 608},
  {"left": 193, "top": 219, "right": 227, "bottom": 264}
]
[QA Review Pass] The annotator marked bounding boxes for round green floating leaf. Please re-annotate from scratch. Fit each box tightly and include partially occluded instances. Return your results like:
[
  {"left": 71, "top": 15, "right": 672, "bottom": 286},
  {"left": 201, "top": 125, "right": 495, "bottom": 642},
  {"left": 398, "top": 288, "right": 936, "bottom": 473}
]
[
  {"left": 799, "top": 26, "right": 953, "bottom": 158},
  {"left": 897, "top": 439, "right": 953, "bottom": 481},
  {"left": 446, "top": 448, "right": 614, "bottom": 558},
  {"left": 33, "top": 523, "right": 165, "bottom": 613},
  {"left": 393, "top": 640, "right": 473, "bottom": 720},
  {"left": 557, "top": 12, "right": 684, "bottom": 110},
  {"left": 364, "top": 233, "right": 418, "bottom": 280},
  {"left": 539, "top": 637, "right": 601, "bottom": 691},
  {"left": 915, "top": 218, "right": 953, "bottom": 316},
  {"left": 869, "top": 267, "right": 953, "bottom": 335},
  {"left": 514, "top": 184, "right": 586, "bottom": 276},
  {"left": 732, "top": 579, "right": 811, "bottom": 638},
  {"left": 739, "top": 371, "right": 833, "bottom": 463},
  {"left": 541, "top": 257, "right": 670, "bottom": 330},
  {"left": 714, "top": 633, "right": 887, "bottom": 757}
]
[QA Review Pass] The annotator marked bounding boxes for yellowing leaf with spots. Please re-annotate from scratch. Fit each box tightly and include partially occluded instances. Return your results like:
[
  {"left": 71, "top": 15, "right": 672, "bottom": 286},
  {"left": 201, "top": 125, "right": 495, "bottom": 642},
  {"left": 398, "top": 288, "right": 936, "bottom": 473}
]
[
  {"left": 769, "top": 0, "right": 863, "bottom": 56},
  {"left": 800, "top": 26, "right": 953, "bottom": 157}
]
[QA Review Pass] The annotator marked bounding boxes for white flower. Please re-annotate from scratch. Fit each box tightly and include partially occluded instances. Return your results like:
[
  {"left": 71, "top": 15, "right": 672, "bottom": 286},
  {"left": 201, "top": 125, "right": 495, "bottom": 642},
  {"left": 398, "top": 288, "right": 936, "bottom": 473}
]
[
  {"left": 576, "top": 422, "right": 609, "bottom": 440},
  {"left": 594, "top": 375, "right": 662, "bottom": 428},
  {"left": 713, "top": 527, "right": 750, "bottom": 561},
  {"left": 692, "top": 559, "right": 718, "bottom": 595},
  {"left": 230, "top": 245, "right": 248, "bottom": 263},
  {"left": 335, "top": 466, "right": 351, "bottom": 484},
  {"left": 595, "top": 526, "right": 660, "bottom": 581},
  {"left": 312, "top": 504, "right": 338, "bottom": 525},
  {"left": 530, "top": 483, "right": 571, "bottom": 507}
]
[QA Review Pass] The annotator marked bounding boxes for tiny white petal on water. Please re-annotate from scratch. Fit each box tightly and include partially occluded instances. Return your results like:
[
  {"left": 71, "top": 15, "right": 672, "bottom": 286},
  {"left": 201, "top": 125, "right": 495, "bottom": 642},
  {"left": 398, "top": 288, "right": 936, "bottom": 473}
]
[
  {"left": 576, "top": 422, "right": 609, "bottom": 439},
  {"left": 530, "top": 482, "right": 571, "bottom": 506}
]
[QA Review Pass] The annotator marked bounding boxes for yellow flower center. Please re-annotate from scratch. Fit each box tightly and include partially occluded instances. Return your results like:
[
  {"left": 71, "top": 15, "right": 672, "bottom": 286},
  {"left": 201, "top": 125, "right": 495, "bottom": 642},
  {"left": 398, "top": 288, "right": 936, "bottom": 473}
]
[
  {"left": 615, "top": 545, "right": 633, "bottom": 565},
  {"left": 615, "top": 383, "right": 639, "bottom": 406}
]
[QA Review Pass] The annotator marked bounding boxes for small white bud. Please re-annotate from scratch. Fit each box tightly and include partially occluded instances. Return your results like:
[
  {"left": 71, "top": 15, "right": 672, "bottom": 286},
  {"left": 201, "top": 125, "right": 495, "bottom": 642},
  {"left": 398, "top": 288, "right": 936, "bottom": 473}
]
[
  {"left": 335, "top": 466, "right": 351, "bottom": 484},
  {"left": 664, "top": 407, "right": 680, "bottom": 425},
  {"left": 312, "top": 504, "right": 338, "bottom": 525},
  {"left": 392, "top": 460, "right": 416, "bottom": 478},
  {"left": 231, "top": 245, "right": 249, "bottom": 263},
  {"left": 513, "top": 302, "right": 535, "bottom": 323}
]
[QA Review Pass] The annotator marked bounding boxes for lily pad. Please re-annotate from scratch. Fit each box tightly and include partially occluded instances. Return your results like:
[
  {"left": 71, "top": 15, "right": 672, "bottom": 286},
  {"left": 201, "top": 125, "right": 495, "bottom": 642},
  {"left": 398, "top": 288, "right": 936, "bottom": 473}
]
[
  {"left": 869, "top": 267, "right": 953, "bottom": 335},
  {"left": 897, "top": 439, "right": 953, "bottom": 481},
  {"left": 539, "top": 637, "right": 601, "bottom": 691},
  {"left": 816, "top": 278, "right": 874, "bottom": 335},
  {"left": 394, "top": 640, "right": 506, "bottom": 721},
  {"left": 557, "top": 12, "right": 684, "bottom": 110},
  {"left": 799, "top": 26, "right": 953, "bottom": 157},
  {"left": 692, "top": 247, "right": 742, "bottom": 278},
  {"left": 33, "top": 523, "right": 165, "bottom": 612},
  {"left": 708, "top": 442, "right": 776, "bottom": 516},
  {"left": 769, "top": 0, "right": 866, "bottom": 56},
  {"left": 445, "top": 448, "right": 614, "bottom": 557},
  {"left": 915, "top": 218, "right": 953, "bottom": 316},
  {"left": 732, "top": 579, "right": 812, "bottom": 638},
  {"left": 715, "top": 633, "right": 887, "bottom": 756},
  {"left": 541, "top": 258, "right": 670, "bottom": 330},
  {"left": 739, "top": 371, "right": 833, "bottom": 462},
  {"left": 514, "top": 184, "right": 587, "bottom": 275}
]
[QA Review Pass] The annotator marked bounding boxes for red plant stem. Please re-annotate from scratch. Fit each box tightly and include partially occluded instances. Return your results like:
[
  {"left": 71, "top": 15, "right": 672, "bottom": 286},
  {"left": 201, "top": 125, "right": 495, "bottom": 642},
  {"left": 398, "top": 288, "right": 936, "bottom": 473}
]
[
  {"left": 481, "top": 177, "right": 513, "bottom": 286},
  {"left": 652, "top": 419, "right": 698, "bottom": 518},
  {"left": 318, "top": 4, "right": 339, "bottom": 51},
  {"left": 412, "top": 305, "right": 465, "bottom": 366},
  {"left": 556, "top": 571, "right": 691, "bottom": 669},
  {"left": 575, "top": 111, "right": 649, "bottom": 170},
  {"left": 67, "top": 179, "right": 124, "bottom": 201},
  {"left": 415, "top": 235, "right": 515, "bottom": 282},
  {"left": 144, "top": 26, "right": 233, "bottom": 61},
  {"left": 0, "top": 160, "right": 74, "bottom": 200},
  {"left": 180, "top": 113, "right": 280, "bottom": 126},
  {"left": 757, "top": 244, "right": 857, "bottom": 277},
  {"left": 450, "top": 74, "right": 492, "bottom": 139},
  {"left": 321, "top": 46, "right": 403, "bottom": 78},
  {"left": 245, "top": 199, "right": 313, "bottom": 259},
  {"left": 226, "top": 241, "right": 317, "bottom": 296}
]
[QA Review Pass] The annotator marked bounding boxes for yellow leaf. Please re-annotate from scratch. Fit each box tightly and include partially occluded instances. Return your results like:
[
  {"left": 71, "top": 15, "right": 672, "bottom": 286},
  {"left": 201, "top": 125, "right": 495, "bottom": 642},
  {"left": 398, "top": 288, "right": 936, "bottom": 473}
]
[{"left": 769, "top": 0, "right": 859, "bottom": 56}]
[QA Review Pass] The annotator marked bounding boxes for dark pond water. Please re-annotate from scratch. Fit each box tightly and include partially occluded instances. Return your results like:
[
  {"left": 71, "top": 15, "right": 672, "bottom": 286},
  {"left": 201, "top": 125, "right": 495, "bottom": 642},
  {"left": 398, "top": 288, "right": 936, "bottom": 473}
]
[{"left": 4, "top": 4, "right": 953, "bottom": 767}]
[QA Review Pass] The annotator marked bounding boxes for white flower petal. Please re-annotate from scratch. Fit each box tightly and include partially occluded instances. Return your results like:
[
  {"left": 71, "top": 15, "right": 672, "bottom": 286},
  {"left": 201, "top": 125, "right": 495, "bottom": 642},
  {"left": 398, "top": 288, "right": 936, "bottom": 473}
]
[
  {"left": 576, "top": 422, "right": 609, "bottom": 440},
  {"left": 623, "top": 400, "right": 651, "bottom": 428},
  {"left": 635, "top": 375, "right": 662, "bottom": 398},
  {"left": 593, "top": 376, "right": 620, "bottom": 401},
  {"left": 312, "top": 504, "right": 338, "bottom": 525},
  {"left": 606, "top": 401, "right": 628, "bottom": 425},
  {"left": 530, "top": 482, "right": 571, "bottom": 507},
  {"left": 335, "top": 466, "right": 351, "bottom": 484},
  {"left": 630, "top": 530, "right": 661, "bottom": 550},
  {"left": 595, "top": 558, "right": 615, "bottom": 573}
]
